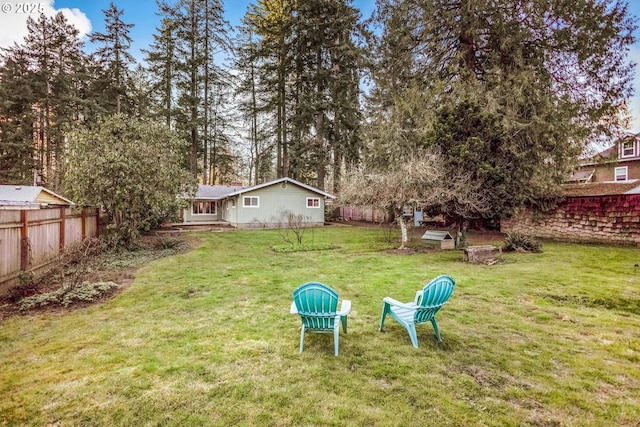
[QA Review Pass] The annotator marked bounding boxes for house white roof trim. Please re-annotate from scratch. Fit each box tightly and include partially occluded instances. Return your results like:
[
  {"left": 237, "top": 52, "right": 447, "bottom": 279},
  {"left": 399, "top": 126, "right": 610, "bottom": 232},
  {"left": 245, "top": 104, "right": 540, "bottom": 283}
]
[{"left": 225, "top": 177, "right": 336, "bottom": 199}]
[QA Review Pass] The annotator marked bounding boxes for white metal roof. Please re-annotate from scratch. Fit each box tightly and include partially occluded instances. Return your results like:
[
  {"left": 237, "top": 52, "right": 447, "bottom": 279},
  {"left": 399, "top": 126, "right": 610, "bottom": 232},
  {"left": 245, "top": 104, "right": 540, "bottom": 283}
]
[{"left": 0, "top": 185, "right": 74, "bottom": 205}]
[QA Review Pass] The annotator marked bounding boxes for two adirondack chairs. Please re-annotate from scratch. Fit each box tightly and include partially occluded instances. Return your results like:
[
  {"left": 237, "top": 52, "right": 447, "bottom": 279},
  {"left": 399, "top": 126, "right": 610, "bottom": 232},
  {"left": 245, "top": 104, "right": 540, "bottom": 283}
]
[
  {"left": 290, "top": 282, "right": 351, "bottom": 356},
  {"left": 290, "top": 275, "right": 455, "bottom": 354},
  {"left": 379, "top": 274, "right": 456, "bottom": 348}
]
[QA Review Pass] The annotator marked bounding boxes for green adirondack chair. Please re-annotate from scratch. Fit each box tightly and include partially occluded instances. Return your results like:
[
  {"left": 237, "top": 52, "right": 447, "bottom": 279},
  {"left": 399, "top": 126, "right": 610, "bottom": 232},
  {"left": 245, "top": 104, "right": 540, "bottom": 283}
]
[
  {"left": 290, "top": 282, "right": 352, "bottom": 356},
  {"left": 379, "top": 275, "right": 455, "bottom": 348}
]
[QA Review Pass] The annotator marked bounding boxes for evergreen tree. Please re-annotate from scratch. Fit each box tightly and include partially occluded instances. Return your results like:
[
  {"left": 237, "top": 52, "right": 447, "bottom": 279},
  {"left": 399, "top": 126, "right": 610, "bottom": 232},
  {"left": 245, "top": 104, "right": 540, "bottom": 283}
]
[
  {"left": 12, "top": 13, "right": 88, "bottom": 189},
  {"left": 144, "top": 18, "right": 177, "bottom": 127},
  {"left": 0, "top": 49, "right": 36, "bottom": 184},
  {"left": 368, "top": 0, "right": 637, "bottom": 217},
  {"left": 155, "top": 0, "right": 232, "bottom": 180},
  {"left": 64, "top": 114, "right": 197, "bottom": 246},
  {"left": 243, "top": 0, "right": 295, "bottom": 180},
  {"left": 234, "top": 17, "right": 275, "bottom": 184},
  {"left": 242, "top": 0, "right": 365, "bottom": 191},
  {"left": 129, "top": 65, "right": 153, "bottom": 119},
  {"left": 90, "top": 2, "right": 136, "bottom": 115}
]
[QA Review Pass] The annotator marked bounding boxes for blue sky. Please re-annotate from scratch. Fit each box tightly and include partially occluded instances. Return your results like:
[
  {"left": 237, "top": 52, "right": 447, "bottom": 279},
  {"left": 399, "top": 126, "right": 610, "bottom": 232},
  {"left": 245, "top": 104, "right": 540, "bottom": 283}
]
[{"left": 0, "top": 0, "right": 639, "bottom": 133}]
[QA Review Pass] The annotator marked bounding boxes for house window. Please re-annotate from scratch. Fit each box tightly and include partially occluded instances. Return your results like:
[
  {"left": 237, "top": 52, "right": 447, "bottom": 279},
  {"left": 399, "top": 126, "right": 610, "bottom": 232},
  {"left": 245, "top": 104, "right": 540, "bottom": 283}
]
[
  {"left": 621, "top": 141, "right": 635, "bottom": 158},
  {"left": 615, "top": 166, "right": 628, "bottom": 181},
  {"left": 192, "top": 201, "right": 216, "bottom": 215},
  {"left": 306, "top": 197, "right": 320, "bottom": 208},
  {"left": 243, "top": 196, "right": 259, "bottom": 207}
]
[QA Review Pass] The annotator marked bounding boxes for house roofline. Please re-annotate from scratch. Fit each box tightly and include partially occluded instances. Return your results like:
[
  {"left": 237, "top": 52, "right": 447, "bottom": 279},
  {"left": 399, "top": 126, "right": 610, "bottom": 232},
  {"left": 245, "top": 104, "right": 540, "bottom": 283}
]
[
  {"left": 40, "top": 187, "right": 75, "bottom": 205},
  {"left": 225, "top": 177, "right": 336, "bottom": 199}
]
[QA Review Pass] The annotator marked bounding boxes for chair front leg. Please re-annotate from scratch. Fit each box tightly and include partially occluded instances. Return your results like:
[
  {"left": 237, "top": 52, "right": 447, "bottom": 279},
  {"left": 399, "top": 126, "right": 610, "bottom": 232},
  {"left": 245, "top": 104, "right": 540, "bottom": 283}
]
[
  {"left": 340, "top": 314, "right": 348, "bottom": 333},
  {"left": 407, "top": 323, "right": 419, "bottom": 348},
  {"left": 379, "top": 301, "right": 391, "bottom": 331},
  {"left": 299, "top": 325, "right": 306, "bottom": 353},
  {"left": 334, "top": 322, "right": 340, "bottom": 356},
  {"left": 431, "top": 318, "right": 442, "bottom": 342}
]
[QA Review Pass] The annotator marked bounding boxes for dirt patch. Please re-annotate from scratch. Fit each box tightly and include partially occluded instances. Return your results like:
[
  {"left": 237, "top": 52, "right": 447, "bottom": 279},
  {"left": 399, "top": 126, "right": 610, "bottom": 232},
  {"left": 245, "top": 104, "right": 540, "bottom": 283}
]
[
  {"left": 0, "top": 234, "right": 198, "bottom": 322},
  {"left": 386, "top": 247, "right": 434, "bottom": 255}
]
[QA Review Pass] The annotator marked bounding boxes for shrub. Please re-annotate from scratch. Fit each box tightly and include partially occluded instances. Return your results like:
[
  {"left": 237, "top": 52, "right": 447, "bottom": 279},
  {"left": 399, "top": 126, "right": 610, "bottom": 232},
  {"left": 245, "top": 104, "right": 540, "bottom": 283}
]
[
  {"left": 18, "top": 282, "right": 119, "bottom": 312},
  {"left": 503, "top": 232, "right": 543, "bottom": 253},
  {"left": 6, "top": 271, "right": 38, "bottom": 302}
]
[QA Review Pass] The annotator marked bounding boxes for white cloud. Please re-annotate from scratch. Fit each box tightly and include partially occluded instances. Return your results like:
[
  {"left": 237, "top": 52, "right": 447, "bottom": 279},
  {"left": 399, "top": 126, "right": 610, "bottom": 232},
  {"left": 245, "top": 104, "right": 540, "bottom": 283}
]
[{"left": 0, "top": 0, "right": 91, "bottom": 49}]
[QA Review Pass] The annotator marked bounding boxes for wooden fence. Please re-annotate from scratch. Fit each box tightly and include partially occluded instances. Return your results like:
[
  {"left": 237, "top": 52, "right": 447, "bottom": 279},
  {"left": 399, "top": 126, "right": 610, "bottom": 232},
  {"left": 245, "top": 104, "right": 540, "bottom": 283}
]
[
  {"left": 0, "top": 207, "right": 99, "bottom": 294},
  {"left": 339, "top": 206, "right": 389, "bottom": 223}
]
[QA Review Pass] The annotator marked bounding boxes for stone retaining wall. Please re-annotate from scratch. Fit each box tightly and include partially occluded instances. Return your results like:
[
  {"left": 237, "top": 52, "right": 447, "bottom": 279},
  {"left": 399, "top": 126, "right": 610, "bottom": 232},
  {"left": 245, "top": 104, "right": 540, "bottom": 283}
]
[{"left": 501, "top": 194, "right": 640, "bottom": 246}]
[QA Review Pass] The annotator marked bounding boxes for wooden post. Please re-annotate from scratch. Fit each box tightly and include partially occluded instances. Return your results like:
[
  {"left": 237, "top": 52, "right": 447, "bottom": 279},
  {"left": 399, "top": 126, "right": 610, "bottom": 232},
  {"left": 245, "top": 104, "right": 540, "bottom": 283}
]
[
  {"left": 95, "top": 208, "right": 101, "bottom": 237},
  {"left": 20, "top": 210, "right": 29, "bottom": 270},
  {"left": 81, "top": 208, "right": 86, "bottom": 240},
  {"left": 59, "top": 207, "right": 66, "bottom": 251}
]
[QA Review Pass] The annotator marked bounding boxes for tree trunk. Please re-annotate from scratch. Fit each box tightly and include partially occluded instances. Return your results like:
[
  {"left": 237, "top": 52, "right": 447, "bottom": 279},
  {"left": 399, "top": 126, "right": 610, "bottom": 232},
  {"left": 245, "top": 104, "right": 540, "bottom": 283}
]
[
  {"left": 455, "top": 218, "right": 469, "bottom": 248},
  {"left": 398, "top": 215, "right": 408, "bottom": 250}
]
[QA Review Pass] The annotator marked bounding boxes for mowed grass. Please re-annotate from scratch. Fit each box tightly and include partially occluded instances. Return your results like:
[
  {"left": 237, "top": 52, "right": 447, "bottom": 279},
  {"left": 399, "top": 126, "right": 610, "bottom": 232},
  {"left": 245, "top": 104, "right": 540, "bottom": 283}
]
[{"left": 1, "top": 226, "right": 639, "bottom": 426}]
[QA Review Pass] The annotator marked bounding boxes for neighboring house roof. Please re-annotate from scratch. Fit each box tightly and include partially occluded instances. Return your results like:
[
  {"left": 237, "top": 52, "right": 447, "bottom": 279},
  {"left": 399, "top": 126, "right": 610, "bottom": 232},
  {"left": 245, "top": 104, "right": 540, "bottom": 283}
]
[
  {"left": 563, "top": 181, "right": 640, "bottom": 197},
  {"left": 567, "top": 169, "right": 595, "bottom": 183},
  {"left": 225, "top": 177, "right": 336, "bottom": 199},
  {"left": 580, "top": 133, "right": 640, "bottom": 166},
  {"left": 195, "top": 184, "right": 244, "bottom": 199},
  {"left": 0, "top": 185, "right": 74, "bottom": 205}
]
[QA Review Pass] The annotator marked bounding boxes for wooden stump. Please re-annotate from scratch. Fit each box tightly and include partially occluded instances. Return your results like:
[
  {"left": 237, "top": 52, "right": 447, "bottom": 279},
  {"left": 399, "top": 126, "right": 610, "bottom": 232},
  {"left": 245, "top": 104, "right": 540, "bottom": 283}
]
[{"left": 464, "top": 245, "right": 499, "bottom": 264}]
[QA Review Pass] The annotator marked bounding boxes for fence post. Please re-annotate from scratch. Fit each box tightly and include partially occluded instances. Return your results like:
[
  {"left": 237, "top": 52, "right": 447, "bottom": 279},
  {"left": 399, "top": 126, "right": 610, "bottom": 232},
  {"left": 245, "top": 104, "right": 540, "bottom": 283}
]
[
  {"left": 81, "top": 208, "right": 86, "bottom": 240},
  {"left": 59, "top": 207, "right": 66, "bottom": 251},
  {"left": 20, "top": 210, "right": 29, "bottom": 270}
]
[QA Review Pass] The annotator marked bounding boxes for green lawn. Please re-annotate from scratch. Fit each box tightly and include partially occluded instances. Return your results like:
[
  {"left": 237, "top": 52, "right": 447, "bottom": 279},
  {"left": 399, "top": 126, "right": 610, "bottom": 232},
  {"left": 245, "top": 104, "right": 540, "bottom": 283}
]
[{"left": 1, "top": 226, "right": 639, "bottom": 426}]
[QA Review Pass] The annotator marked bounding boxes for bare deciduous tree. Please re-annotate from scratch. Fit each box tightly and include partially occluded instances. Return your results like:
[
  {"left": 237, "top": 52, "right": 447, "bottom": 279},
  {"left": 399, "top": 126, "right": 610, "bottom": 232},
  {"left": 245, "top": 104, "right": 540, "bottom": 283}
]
[
  {"left": 338, "top": 150, "right": 490, "bottom": 249},
  {"left": 277, "top": 210, "right": 311, "bottom": 245}
]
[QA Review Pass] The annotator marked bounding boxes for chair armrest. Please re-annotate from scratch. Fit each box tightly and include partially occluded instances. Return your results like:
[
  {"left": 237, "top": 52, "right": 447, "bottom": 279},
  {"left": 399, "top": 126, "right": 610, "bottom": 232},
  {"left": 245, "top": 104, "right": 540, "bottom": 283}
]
[
  {"left": 338, "top": 299, "right": 351, "bottom": 316},
  {"left": 383, "top": 297, "right": 416, "bottom": 309},
  {"left": 290, "top": 301, "right": 298, "bottom": 314},
  {"left": 414, "top": 290, "right": 424, "bottom": 305}
]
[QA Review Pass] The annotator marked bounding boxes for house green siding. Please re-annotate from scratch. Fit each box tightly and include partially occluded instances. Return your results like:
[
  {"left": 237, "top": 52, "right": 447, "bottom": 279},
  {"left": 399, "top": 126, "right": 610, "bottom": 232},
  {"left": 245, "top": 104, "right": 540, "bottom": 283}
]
[{"left": 224, "top": 183, "right": 327, "bottom": 228}]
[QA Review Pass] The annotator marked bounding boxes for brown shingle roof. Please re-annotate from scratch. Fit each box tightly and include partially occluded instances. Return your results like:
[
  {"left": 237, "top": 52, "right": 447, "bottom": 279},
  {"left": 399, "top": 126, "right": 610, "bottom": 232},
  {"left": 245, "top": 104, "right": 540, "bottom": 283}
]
[{"left": 562, "top": 181, "right": 640, "bottom": 197}]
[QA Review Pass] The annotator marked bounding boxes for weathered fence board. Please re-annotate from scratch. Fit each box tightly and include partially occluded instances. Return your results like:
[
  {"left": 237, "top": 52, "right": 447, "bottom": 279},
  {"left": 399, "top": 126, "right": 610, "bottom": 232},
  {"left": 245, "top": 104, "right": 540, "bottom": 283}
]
[
  {"left": 0, "top": 207, "right": 100, "bottom": 295},
  {"left": 339, "top": 206, "right": 389, "bottom": 223}
]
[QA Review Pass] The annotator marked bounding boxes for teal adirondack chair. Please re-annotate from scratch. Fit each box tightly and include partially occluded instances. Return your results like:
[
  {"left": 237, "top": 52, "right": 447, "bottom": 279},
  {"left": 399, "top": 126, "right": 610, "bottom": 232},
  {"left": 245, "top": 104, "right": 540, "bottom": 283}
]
[
  {"left": 379, "top": 275, "right": 455, "bottom": 348},
  {"left": 290, "top": 282, "right": 351, "bottom": 356}
]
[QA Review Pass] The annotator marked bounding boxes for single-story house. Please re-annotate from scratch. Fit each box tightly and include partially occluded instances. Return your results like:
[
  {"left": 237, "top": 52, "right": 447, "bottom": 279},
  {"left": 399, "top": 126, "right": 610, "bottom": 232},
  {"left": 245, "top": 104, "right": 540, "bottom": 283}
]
[
  {"left": 181, "top": 177, "right": 335, "bottom": 228},
  {"left": 0, "top": 185, "right": 75, "bottom": 210}
]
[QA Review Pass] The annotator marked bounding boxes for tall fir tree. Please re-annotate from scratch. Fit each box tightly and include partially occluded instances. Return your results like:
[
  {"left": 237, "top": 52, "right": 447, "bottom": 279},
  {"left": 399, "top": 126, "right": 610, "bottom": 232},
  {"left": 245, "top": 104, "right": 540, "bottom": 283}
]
[
  {"left": 0, "top": 49, "right": 36, "bottom": 184},
  {"left": 1, "top": 13, "right": 88, "bottom": 189},
  {"left": 234, "top": 17, "right": 276, "bottom": 184},
  {"left": 154, "top": 0, "right": 232, "bottom": 181},
  {"left": 242, "top": 0, "right": 365, "bottom": 191},
  {"left": 243, "top": 0, "right": 295, "bottom": 180},
  {"left": 143, "top": 18, "right": 177, "bottom": 127},
  {"left": 90, "top": 2, "right": 136, "bottom": 116}
]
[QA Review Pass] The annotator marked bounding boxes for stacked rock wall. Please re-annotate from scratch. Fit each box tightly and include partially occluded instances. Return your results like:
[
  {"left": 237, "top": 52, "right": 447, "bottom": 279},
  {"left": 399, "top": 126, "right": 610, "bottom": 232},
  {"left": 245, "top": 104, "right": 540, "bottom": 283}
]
[{"left": 501, "top": 194, "right": 640, "bottom": 245}]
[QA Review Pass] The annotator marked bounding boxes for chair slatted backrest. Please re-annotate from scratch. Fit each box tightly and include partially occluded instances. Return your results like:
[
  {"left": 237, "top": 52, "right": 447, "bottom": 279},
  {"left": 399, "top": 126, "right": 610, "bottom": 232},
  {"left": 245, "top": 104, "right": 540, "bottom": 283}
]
[
  {"left": 414, "top": 275, "right": 455, "bottom": 324},
  {"left": 293, "top": 282, "right": 339, "bottom": 331}
]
